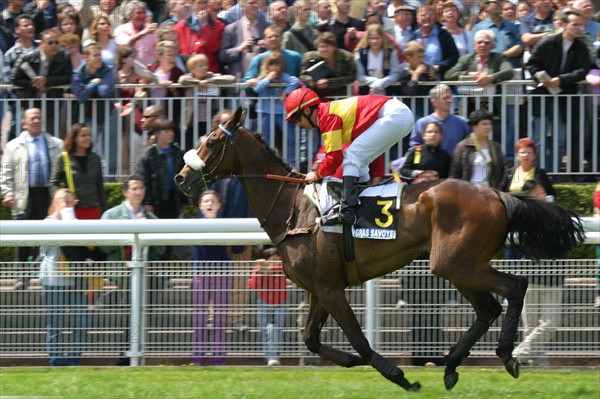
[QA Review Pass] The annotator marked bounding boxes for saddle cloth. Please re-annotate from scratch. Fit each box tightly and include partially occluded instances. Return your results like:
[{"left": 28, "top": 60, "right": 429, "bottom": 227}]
[{"left": 304, "top": 178, "right": 406, "bottom": 240}]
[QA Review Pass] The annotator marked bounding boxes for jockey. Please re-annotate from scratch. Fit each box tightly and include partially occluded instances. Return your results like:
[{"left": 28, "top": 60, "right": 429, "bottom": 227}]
[{"left": 285, "top": 88, "right": 414, "bottom": 225}]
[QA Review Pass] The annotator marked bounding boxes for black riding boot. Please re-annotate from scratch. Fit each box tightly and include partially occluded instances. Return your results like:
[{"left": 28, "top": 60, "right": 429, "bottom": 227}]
[
  {"left": 340, "top": 176, "right": 360, "bottom": 225},
  {"left": 320, "top": 176, "right": 361, "bottom": 226}
]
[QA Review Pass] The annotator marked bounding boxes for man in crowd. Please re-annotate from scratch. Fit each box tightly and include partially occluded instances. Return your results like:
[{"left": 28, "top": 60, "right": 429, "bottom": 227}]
[
  {"left": 137, "top": 118, "right": 187, "bottom": 260},
  {"left": 526, "top": 9, "right": 591, "bottom": 172},
  {"left": 114, "top": 1, "right": 157, "bottom": 66},
  {"left": 409, "top": 84, "right": 470, "bottom": 157},
  {"left": 1, "top": 108, "right": 63, "bottom": 262},
  {"left": 11, "top": 28, "right": 71, "bottom": 135}
]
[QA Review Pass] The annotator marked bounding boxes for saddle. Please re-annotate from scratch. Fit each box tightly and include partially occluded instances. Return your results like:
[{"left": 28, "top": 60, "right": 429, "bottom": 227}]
[{"left": 304, "top": 178, "right": 406, "bottom": 240}]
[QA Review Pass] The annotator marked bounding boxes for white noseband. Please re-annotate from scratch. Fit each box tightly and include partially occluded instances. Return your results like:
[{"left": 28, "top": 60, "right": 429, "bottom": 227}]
[{"left": 184, "top": 149, "right": 205, "bottom": 171}]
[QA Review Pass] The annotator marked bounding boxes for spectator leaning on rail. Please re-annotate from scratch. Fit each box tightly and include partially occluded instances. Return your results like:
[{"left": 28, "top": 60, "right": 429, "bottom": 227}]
[
  {"left": 285, "top": 88, "right": 414, "bottom": 226},
  {"left": 11, "top": 28, "right": 71, "bottom": 136},
  {"left": 299, "top": 31, "right": 356, "bottom": 100}
]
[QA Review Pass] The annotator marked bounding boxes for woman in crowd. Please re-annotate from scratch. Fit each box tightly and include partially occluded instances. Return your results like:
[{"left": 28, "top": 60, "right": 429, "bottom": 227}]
[
  {"left": 150, "top": 40, "right": 184, "bottom": 114},
  {"left": 449, "top": 109, "right": 505, "bottom": 188},
  {"left": 300, "top": 32, "right": 356, "bottom": 100},
  {"left": 442, "top": 1, "right": 472, "bottom": 57},
  {"left": 50, "top": 123, "right": 108, "bottom": 220},
  {"left": 57, "top": 13, "right": 82, "bottom": 38},
  {"left": 500, "top": 137, "right": 555, "bottom": 198},
  {"left": 90, "top": 16, "right": 117, "bottom": 66},
  {"left": 354, "top": 24, "right": 402, "bottom": 95},
  {"left": 399, "top": 121, "right": 451, "bottom": 184}
]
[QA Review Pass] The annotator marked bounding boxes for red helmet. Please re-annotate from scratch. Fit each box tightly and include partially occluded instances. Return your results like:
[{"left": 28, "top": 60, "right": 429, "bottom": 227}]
[{"left": 285, "top": 88, "right": 320, "bottom": 121}]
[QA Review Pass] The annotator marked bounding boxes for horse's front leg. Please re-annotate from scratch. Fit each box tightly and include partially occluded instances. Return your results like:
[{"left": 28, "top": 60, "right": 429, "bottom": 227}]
[
  {"left": 319, "top": 289, "right": 421, "bottom": 391},
  {"left": 303, "top": 293, "right": 367, "bottom": 367}
]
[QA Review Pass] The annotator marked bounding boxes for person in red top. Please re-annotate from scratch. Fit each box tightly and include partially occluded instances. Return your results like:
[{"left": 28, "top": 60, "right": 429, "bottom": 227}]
[
  {"left": 285, "top": 88, "right": 413, "bottom": 225},
  {"left": 173, "top": 5, "right": 224, "bottom": 73},
  {"left": 247, "top": 248, "right": 288, "bottom": 366}
]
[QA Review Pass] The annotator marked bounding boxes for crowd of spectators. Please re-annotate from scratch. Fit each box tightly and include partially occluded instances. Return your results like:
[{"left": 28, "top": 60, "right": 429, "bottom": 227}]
[{"left": 0, "top": 0, "right": 598, "bottom": 162}]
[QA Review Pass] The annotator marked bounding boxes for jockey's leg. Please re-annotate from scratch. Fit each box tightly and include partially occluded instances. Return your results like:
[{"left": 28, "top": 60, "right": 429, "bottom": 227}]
[{"left": 340, "top": 175, "right": 360, "bottom": 225}]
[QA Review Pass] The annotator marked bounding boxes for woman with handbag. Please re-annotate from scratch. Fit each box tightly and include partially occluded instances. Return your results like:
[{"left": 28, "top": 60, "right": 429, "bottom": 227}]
[{"left": 50, "top": 123, "right": 108, "bottom": 220}]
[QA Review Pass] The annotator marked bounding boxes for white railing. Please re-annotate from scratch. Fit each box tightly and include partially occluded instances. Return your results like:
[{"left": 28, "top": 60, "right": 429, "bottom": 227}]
[{"left": 0, "top": 218, "right": 598, "bottom": 366}]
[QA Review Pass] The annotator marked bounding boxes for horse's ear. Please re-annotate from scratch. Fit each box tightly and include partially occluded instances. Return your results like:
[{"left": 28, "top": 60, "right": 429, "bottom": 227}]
[{"left": 231, "top": 106, "right": 247, "bottom": 127}]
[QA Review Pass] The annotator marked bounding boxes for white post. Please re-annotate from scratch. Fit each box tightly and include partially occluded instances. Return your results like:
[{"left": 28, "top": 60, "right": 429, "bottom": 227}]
[
  {"left": 365, "top": 279, "right": 377, "bottom": 349},
  {"left": 128, "top": 233, "right": 144, "bottom": 366}
]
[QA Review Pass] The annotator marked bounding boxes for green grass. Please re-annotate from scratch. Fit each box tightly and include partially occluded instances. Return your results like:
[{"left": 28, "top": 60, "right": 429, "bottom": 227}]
[{"left": 0, "top": 367, "right": 598, "bottom": 399}]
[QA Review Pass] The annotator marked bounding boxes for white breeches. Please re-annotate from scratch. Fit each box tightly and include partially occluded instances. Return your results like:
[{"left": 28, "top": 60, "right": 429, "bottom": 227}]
[{"left": 342, "top": 97, "right": 414, "bottom": 180}]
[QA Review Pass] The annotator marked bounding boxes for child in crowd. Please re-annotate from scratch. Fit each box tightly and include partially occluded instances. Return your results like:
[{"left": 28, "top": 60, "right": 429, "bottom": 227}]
[
  {"left": 396, "top": 40, "right": 434, "bottom": 119},
  {"left": 192, "top": 190, "right": 245, "bottom": 366},
  {"left": 251, "top": 52, "right": 300, "bottom": 164},
  {"left": 179, "top": 54, "right": 236, "bottom": 149},
  {"left": 247, "top": 247, "right": 288, "bottom": 367}
]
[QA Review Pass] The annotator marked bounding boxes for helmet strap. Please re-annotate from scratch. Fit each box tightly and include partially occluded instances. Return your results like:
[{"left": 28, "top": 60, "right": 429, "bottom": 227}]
[{"left": 300, "top": 106, "right": 318, "bottom": 129}]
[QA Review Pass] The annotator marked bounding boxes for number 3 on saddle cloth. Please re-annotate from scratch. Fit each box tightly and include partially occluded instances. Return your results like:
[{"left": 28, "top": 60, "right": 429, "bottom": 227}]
[{"left": 304, "top": 178, "right": 406, "bottom": 240}]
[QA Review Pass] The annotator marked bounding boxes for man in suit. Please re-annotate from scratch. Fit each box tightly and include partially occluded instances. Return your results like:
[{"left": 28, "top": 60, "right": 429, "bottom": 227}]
[
  {"left": 0, "top": 108, "right": 63, "bottom": 262},
  {"left": 11, "top": 28, "right": 71, "bottom": 135}
]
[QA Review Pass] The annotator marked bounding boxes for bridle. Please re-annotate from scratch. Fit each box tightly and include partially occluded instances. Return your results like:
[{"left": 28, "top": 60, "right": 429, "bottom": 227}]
[{"left": 183, "top": 121, "right": 302, "bottom": 228}]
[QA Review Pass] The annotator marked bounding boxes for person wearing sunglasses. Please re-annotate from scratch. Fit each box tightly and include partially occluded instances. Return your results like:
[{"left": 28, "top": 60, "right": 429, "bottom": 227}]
[
  {"left": 284, "top": 87, "right": 414, "bottom": 226},
  {"left": 11, "top": 28, "right": 72, "bottom": 135}
]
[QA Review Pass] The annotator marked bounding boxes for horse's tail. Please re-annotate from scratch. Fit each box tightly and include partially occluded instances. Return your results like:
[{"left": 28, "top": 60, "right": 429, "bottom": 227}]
[{"left": 498, "top": 191, "right": 585, "bottom": 260}]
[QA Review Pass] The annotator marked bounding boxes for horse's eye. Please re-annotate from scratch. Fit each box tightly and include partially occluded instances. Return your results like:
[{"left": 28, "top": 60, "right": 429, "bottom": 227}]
[{"left": 206, "top": 140, "right": 214, "bottom": 149}]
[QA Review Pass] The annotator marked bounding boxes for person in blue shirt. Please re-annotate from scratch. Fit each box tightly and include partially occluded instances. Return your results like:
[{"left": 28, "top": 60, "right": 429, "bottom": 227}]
[{"left": 408, "top": 84, "right": 470, "bottom": 156}]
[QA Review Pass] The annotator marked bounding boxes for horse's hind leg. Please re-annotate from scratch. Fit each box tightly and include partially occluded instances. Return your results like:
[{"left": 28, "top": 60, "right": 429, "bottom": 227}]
[
  {"left": 495, "top": 273, "right": 528, "bottom": 378},
  {"left": 443, "top": 288, "right": 502, "bottom": 391},
  {"left": 303, "top": 293, "right": 367, "bottom": 367},
  {"left": 318, "top": 289, "right": 421, "bottom": 391}
]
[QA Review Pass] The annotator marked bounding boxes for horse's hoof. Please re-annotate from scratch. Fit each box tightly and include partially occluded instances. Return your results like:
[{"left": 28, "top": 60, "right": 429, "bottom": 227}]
[
  {"left": 408, "top": 381, "right": 422, "bottom": 392},
  {"left": 504, "top": 357, "right": 520, "bottom": 379},
  {"left": 444, "top": 372, "right": 459, "bottom": 391}
]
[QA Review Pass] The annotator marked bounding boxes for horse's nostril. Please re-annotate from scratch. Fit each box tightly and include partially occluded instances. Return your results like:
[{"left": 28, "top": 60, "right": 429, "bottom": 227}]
[{"left": 174, "top": 174, "right": 184, "bottom": 184}]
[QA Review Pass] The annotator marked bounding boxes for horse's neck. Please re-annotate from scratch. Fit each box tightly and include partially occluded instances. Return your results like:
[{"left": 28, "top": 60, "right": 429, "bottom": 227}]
[{"left": 235, "top": 141, "right": 297, "bottom": 238}]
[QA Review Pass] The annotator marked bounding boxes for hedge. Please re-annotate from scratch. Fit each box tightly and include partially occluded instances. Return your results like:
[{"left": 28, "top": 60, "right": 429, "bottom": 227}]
[{"left": 0, "top": 183, "right": 597, "bottom": 261}]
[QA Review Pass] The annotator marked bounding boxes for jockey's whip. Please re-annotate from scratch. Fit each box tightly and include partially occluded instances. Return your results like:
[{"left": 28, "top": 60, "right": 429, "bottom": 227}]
[{"left": 267, "top": 174, "right": 308, "bottom": 184}]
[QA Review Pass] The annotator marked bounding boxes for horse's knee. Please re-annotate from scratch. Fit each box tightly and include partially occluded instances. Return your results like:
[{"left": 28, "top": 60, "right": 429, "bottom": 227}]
[
  {"left": 304, "top": 334, "right": 321, "bottom": 354},
  {"left": 487, "top": 300, "right": 503, "bottom": 324},
  {"left": 506, "top": 276, "right": 528, "bottom": 304}
]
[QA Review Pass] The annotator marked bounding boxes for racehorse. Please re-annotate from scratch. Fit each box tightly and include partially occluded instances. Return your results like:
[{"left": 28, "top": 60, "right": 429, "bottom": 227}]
[{"left": 175, "top": 107, "right": 584, "bottom": 391}]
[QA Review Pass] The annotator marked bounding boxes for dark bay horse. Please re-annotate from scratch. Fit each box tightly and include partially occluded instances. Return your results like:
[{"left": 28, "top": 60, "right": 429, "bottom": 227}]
[{"left": 175, "top": 107, "right": 584, "bottom": 391}]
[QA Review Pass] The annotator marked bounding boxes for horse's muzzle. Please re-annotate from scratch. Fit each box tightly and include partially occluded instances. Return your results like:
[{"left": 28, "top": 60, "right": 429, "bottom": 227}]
[{"left": 174, "top": 171, "right": 198, "bottom": 197}]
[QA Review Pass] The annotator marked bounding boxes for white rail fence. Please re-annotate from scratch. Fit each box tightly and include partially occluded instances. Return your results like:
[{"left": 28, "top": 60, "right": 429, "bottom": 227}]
[{"left": 0, "top": 218, "right": 598, "bottom": 366}]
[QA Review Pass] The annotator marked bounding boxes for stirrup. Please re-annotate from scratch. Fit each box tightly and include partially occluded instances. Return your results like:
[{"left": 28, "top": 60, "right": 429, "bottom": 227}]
[{"left": 320, "top": 204, "right": 343, "bottom": 226}]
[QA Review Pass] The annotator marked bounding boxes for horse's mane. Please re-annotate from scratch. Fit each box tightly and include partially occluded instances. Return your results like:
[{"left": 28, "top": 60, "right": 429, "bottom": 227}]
[{"left": 244, "top": 127, "right": 305, "bottom": 179}]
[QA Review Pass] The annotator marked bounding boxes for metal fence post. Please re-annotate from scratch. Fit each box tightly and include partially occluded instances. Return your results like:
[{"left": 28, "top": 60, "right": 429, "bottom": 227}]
[
  {"left": 365, "top": 279, "right": 377, "bottom": 350},
  {"left": 128, "top": 233, "right": 145, "bottom": 366}
]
